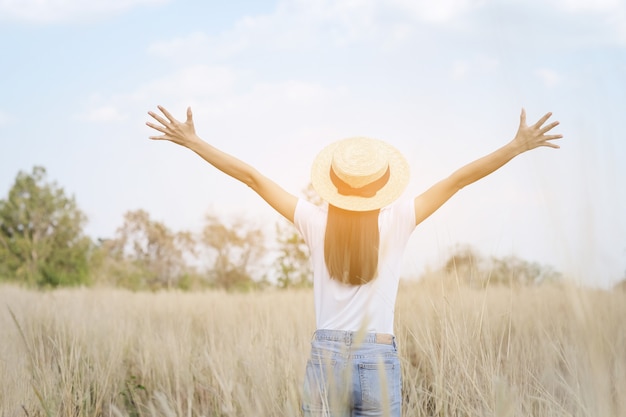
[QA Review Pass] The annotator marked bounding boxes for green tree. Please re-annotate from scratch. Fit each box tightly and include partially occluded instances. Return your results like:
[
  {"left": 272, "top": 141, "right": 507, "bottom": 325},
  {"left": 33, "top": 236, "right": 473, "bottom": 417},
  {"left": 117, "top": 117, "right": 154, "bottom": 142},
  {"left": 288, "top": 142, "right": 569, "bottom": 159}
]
[
  {"left": 0, "top": 166, "right": 90, "bottom": 287},
  {"left": 201, "top": 212, "right": 265, "bottom": 291},
  {"left": 89, "top": 236, "right": 153, "bottom": 290},
  {"left": 273, "top": 219, "right": 311, "bottom": 288},
  {"left": 110, "top": 209, "right": 196, "bottom": 290},
  {"left": 271, "top": 183, "right": 320, "bottom": 288}
]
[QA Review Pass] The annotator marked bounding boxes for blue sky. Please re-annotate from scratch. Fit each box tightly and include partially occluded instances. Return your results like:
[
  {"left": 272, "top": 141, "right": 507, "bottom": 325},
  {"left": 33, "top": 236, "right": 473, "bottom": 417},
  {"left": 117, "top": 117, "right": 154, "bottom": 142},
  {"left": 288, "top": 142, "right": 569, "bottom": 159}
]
[{"left": 1, "top": 0, "right": 625, "bottom": 287}]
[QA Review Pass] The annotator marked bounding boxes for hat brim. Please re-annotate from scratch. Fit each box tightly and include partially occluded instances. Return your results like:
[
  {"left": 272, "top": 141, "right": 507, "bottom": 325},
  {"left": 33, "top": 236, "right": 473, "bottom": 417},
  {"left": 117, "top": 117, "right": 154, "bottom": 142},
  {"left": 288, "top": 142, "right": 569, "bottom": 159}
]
[{"left": 310, "top": 137, "right": 410, "bottom": 212}]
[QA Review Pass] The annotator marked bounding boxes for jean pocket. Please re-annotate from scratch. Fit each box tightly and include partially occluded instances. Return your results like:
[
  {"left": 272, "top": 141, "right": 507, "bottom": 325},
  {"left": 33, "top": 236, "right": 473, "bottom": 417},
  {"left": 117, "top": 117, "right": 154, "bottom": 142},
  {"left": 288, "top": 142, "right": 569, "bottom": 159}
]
[
  {"left": 358, "top": 360, "right": 401, "bottom": 410},
  {"left": 302, "top": 358, "right": 348, "bottom": 412}
]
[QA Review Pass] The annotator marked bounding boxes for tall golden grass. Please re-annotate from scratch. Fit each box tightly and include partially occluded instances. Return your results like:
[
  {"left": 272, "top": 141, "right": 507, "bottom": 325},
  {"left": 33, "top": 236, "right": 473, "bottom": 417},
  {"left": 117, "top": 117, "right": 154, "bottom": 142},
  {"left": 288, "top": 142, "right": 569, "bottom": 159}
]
[{"left": 1, "top": 280, "right": 624, "bottom": 417}]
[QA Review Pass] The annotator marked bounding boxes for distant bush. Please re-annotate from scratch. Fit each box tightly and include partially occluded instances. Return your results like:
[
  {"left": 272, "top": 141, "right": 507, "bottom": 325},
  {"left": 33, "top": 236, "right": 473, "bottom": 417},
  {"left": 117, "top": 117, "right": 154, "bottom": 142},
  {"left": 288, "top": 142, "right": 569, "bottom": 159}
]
[{"left": 429, "top": 244, "right": 562, "bottom": 288}]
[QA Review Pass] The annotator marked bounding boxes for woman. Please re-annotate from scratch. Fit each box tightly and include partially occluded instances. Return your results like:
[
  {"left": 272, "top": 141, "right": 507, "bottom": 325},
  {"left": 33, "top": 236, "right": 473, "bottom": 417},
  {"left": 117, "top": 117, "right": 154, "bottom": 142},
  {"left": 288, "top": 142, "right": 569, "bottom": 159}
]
[{"left": 146, "top": 106, "right": 562, "bottom": 416}]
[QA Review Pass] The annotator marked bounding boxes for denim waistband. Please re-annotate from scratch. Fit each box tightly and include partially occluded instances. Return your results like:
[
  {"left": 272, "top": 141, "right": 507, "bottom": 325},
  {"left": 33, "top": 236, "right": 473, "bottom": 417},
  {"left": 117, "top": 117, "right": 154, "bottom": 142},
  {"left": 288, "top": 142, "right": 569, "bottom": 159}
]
[{"left": 313, "top": 329, "right": 395, "bottom": 345}]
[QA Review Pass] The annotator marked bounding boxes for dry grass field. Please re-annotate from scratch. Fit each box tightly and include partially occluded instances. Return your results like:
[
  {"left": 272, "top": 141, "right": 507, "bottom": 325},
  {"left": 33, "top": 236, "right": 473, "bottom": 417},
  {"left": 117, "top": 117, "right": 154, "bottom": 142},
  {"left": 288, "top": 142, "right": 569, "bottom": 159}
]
[{"left": 1, "top": 280, "right": 625, "bottom": 417}]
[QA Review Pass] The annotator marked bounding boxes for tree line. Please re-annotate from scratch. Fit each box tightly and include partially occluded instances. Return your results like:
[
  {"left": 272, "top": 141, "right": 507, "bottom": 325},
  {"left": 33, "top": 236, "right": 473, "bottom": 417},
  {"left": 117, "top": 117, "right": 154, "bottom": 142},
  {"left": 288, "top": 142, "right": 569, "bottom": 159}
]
[
  {"left": 1, "top": 166, "right": 586, "bottom": 291},
  {"left": 0, "top": 166, "right": 311, "bottom": 290}
]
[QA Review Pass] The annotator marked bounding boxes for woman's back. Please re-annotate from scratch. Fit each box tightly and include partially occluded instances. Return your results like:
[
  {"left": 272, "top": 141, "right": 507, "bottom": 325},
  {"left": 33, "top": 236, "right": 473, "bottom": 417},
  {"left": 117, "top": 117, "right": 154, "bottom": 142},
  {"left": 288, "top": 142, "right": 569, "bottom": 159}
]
[{"left": 294, "top": 197, "right": 415, "bottom": 334}]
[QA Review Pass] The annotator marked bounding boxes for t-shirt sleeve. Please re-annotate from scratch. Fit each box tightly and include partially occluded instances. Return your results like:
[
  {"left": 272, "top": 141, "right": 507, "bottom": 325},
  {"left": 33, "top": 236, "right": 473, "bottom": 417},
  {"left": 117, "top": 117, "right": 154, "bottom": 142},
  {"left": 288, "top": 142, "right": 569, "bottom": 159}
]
[
  {"left": 293, "top": 198, "right": 323, "bottom": 248},
  {"left": 388, "top": 198, "right": 416, "bottom": 246}
]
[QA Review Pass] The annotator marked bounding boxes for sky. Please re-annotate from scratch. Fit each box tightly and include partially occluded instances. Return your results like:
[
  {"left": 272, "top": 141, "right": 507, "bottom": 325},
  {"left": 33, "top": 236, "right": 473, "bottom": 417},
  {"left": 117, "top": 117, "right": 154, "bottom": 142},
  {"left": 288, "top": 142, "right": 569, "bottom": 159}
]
[{"left": 1, "top": 0, "right": 625, "bottom": 288}]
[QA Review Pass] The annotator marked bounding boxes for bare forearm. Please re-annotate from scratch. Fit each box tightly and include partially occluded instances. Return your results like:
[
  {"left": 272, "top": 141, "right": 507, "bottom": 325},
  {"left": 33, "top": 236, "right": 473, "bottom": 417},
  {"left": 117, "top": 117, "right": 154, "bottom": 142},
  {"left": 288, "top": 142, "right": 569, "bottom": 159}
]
[
  {"left": 187, "top": 137, "right": 258, "bottom": 188},
  {"left": 450, "top": 141, "right": 523, "bottom": 190}
]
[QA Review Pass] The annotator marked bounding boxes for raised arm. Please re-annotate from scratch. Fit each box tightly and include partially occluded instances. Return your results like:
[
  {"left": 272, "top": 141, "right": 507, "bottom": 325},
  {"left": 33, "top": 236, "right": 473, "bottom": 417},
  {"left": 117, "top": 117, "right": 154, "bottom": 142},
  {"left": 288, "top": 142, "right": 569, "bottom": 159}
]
[
  {"left": 146, "top": 105, "right": 298, "bottom": 222},
  {"left": 413, "top": 108, "right": 562, "bottom": 226}
]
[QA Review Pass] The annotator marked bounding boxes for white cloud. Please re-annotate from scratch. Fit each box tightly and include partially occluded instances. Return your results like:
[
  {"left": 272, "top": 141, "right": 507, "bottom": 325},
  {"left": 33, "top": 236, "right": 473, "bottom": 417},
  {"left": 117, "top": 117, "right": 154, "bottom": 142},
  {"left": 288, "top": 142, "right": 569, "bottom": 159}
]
[
  {"left": 81, "top": 106, "right": 127, "bottom": 122},
  {"left": 552, "top": 0, "right": 626, "bottom": 44},
  {"left": 284, "top": 0, "right": 487, "bottom": 40},
  {"left": 79, "top": 64, "right": 347, "bottom": 135},
  {"left": 145, "top": 0, "right": 487, "bottom": 63},
  {"left": 79, "top": 65, "right": 240, "bottom": 119},
  {"left": 389, "top": 0, "right": 486, "bottom": 22},
  {"left": 167, "top": 70, "right": 337, "bottom": 115},
  {"left": 555, "top": 0, "right": 622, "bottom": 13},
  {"left": 534, "top": 68, "right": 562, "bottom": 88},
  {"left": 0, "top": 0, "right": 168, "bottom": 23},
  {"left": 450, "top": 55, "right": 499, "bottom": 80},
  {"left": 139, "top": 65, "right": 240, "bottom": 100},
  {"left": 147, "top": 32, "right": 212, "bottom": 60},
  {"left": 144, "top": 0, "right": 626, "bottom": 69},
  {"left": 146, "top": 8, "right": 317, "bottom": 62}
]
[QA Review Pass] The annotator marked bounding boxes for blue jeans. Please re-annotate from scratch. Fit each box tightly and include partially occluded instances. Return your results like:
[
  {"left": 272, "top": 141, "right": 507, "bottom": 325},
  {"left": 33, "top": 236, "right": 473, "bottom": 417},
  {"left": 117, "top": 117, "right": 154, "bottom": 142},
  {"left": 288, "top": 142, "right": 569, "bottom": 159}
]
[{"left": 302, "top": 329, "right": 402, "bottom": 417}]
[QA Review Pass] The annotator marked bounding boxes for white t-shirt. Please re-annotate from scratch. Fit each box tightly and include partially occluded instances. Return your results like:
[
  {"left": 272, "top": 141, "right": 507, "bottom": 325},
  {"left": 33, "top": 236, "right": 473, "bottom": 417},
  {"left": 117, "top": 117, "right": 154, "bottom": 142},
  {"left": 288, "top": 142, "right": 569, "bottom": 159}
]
[{"left": 294, "top": 198, "right": 416, "bottom": 335}]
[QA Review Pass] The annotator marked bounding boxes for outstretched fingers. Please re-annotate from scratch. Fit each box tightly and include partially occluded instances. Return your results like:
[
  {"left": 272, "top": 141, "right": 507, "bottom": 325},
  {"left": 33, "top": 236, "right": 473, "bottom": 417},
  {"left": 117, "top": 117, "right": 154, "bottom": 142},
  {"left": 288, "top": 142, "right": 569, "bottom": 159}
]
[
  {"left": 541, "top": 132, "right": 563, "bottom": 149},
  {"left": 539, "top": 118, "right": 563, "bottom": 142},
  {"left": 541, "top": 141, "right": 561, "bottom": 149},
  {"left": 147, "top": 110, "right": 170, "bottom": 128},
  {"left": 145, "top": 110, "right": 172, "bottom": 141},
  {"left": 158, "top": 105, "right": 179, "bottom": 124},
  {"left": 544, "top": 133, "right": 563, "bottom": 141},
  {"left": 532, "top": 112, "right": 553, "bottom": 129},
  {"left": 145, "top": 121, "right": 169, "bottom": 138},
  {"left": 540, "top": 120, "right": 560, "bottom": 134},
  {"left": 146, "top": 105, "right": 180, "bottom": 140},
  {"left": 532, "top": 111, "right": 564, "bottom": 145}
]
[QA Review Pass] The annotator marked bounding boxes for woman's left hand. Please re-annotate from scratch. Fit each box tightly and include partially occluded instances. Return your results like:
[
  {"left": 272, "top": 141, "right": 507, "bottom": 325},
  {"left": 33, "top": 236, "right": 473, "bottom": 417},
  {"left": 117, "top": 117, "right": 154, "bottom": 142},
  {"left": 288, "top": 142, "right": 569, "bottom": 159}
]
[
  {"left": 146, "top": 105, "right": 200, "bottom": 148},
  {"left": 511, "top": 108, "right": 563, "bottom": 153}
]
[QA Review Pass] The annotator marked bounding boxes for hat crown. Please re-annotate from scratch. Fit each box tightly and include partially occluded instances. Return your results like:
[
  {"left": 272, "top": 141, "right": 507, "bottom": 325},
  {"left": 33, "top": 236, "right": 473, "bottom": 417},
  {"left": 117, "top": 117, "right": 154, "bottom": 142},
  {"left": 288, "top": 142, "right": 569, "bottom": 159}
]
[
  {"left": 311, "top": 136, "right": 409, "bottom": 211},
  {"left": 331, "top": 139, "right": 389, "bottom": 188}
]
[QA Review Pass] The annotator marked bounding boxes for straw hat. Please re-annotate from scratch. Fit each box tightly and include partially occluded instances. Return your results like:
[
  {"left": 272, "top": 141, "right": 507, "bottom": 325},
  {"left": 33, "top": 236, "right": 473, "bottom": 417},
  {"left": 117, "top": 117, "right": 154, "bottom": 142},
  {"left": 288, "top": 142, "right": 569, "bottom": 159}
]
[{"left": 311, "top": 137, "right": 410, "bottom": 211}]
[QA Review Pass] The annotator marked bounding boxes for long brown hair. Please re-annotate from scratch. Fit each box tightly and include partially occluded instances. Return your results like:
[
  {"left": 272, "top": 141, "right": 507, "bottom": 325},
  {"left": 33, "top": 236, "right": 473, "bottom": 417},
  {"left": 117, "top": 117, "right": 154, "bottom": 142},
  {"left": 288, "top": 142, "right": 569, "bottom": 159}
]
[{"left": 324, "top": 204, "right": 380, "bottom": 285}]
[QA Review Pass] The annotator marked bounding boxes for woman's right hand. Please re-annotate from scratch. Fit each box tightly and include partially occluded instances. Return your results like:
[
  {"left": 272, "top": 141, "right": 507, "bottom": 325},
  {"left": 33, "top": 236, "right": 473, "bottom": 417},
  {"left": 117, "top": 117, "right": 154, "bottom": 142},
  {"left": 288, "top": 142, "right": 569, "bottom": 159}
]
[{"left": 146, "top": 105, "right": 201, "bottom": 148}]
